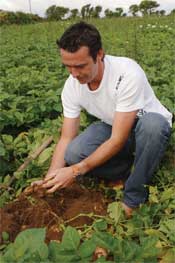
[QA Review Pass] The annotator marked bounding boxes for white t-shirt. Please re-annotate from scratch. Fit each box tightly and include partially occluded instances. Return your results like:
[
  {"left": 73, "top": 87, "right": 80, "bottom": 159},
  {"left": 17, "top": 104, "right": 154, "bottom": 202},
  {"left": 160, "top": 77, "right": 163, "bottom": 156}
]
[{"left": 61, "top": 55, "right": 172, "bottom": 126}]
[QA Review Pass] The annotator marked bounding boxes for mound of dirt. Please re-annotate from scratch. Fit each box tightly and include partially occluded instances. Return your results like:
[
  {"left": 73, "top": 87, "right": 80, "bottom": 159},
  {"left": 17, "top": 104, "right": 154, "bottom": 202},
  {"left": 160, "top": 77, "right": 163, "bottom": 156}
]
[{"left": 0, "top": 183, "right": 110, "bottom": 243}]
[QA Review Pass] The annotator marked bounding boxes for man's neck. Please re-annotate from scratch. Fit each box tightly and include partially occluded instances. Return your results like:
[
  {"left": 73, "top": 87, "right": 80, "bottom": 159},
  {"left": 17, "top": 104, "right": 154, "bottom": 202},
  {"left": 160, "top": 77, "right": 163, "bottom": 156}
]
[{"left": 88, "top": 60, "right": 104, "bottom": 91}]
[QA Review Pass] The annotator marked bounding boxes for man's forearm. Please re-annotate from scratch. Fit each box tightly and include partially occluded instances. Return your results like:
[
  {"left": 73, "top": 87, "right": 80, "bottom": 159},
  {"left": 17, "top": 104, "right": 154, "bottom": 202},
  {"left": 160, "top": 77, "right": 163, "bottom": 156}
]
[
  {"left": 74, "top": 137, "right": 125, "bottom": 175},
  {"left": 47, "top": 137, "right": 71, "bottom": 174}
]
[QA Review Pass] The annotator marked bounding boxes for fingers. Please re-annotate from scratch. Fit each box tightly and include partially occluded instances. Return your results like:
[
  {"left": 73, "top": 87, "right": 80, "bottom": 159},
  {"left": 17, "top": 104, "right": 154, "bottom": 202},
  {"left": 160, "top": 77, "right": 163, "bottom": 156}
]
[
  {"left": 42, "top": 178, "right": 56, "bottom": 188},
  {"left": 44, "top": 172, "right": 57, "bottom": 181},
  {"left": 31, "top": 180, "right": 44, "bottom": 186},
  {"left": 46, "top": 178, "right": 74, "bottom": 193},
  {"left": 46, "top": 183, "right": 62, "bottom": 193},
  {"left": 41, "top": 167, "right": 75, "bottom": 193},
  {"left": 42, "top": 170, "right": 64, "bottom": 189}
]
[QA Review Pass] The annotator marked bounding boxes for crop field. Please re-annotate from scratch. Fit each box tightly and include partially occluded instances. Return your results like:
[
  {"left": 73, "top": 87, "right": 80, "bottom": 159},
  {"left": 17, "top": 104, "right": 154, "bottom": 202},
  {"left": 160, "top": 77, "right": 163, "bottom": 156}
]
[{"left": 0, "top": 16, "right": 175, "bottom": 262}]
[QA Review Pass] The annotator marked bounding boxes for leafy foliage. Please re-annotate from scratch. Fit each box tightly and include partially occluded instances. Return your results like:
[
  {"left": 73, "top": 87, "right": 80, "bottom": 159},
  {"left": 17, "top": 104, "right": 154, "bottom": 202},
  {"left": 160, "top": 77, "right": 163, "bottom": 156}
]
[{"left": 1, "top": 228, "right": 48, "bottom": 262}]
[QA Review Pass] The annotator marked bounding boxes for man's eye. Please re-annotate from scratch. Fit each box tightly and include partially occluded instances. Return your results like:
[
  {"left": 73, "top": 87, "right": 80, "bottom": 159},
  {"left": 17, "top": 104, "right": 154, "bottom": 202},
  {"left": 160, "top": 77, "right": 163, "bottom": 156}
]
[{"left": 77, "top": 65, "right": 85, "bottom": 69}]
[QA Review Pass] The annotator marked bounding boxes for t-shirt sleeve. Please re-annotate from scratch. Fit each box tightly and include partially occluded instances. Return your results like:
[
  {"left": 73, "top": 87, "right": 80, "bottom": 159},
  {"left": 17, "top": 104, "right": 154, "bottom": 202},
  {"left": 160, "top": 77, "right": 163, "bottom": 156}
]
[
  {"left": 61, "top": 77, "right": 81, "bottom": 118},
  {"left": 115, "top": 69, "right": 145, "bottom": 112}
]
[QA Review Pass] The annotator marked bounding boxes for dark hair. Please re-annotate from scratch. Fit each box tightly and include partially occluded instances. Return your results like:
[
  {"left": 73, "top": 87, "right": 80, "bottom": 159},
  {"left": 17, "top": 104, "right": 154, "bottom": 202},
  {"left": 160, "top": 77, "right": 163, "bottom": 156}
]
[{"left": 57, "top": 21, "right": 102, "bottom": 61}]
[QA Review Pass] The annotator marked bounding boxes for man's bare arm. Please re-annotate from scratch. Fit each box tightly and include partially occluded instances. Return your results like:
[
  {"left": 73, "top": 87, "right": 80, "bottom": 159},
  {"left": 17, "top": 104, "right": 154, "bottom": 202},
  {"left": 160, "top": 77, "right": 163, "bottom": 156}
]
[
  {"left": 46, "top": 117, "right": 80, "bottom": 177},
  {"left": 31, "top": 117, "right": 80, "bottom": 186}
]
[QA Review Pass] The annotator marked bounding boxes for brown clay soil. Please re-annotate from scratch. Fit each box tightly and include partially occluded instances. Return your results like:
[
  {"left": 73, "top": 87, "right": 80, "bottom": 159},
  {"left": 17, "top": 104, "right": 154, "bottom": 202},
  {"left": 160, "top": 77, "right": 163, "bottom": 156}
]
[{"left": 0, "top": 183, "right": 110, "bottom": 244}]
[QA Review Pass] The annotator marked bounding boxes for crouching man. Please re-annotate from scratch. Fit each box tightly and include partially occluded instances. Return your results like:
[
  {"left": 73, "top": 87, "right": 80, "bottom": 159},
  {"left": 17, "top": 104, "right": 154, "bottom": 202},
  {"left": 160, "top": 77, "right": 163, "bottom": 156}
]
[{"left": 33, "top": 22, "right": 172, "bottom": 217}]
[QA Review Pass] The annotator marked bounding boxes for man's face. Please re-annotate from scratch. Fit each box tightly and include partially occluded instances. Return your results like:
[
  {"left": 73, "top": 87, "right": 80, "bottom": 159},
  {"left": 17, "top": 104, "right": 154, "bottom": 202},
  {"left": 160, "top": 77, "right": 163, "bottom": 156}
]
[{"left": 60, "top": 46, "right": 103, "bottom": 84}]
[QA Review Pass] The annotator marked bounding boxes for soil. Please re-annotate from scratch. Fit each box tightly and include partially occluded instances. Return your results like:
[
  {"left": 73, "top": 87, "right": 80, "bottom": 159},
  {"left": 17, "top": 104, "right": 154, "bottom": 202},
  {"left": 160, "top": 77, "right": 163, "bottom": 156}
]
[{"left": 0, "top": 183, "right": 111, "bottom": 243}]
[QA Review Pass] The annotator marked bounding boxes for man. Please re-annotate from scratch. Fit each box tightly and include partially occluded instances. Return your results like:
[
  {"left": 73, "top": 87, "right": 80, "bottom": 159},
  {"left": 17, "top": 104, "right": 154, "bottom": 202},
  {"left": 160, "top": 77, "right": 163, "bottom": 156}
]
[{"left": 33, "top": 22, "right": 172, "bottom": 216}]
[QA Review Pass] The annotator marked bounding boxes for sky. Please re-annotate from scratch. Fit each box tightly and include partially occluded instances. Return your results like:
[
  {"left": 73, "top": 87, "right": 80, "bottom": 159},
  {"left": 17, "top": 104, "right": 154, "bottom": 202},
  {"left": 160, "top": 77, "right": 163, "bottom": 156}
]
[{"left": 0, "top": 0, "right": 174, "bottom": 17}]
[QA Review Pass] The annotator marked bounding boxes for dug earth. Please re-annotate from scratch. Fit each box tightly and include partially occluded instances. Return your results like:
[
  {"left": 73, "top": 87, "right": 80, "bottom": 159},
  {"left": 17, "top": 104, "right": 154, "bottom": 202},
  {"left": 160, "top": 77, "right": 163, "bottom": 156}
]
[{"left": 0, "top": 183, "right": 110, "bottom": 243}]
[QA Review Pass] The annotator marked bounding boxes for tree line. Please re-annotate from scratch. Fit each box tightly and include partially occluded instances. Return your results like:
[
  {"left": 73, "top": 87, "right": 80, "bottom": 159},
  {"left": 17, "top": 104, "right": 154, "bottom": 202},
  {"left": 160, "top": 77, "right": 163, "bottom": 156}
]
[
  {"left": 0, "top": 10, "right": 42, "bottom": 25},
  {"left": 1, "top": 0, "right": 175, "bottom": 25},
  {"left": 45, "top": 1, "right": 175, "bottom": 20}
]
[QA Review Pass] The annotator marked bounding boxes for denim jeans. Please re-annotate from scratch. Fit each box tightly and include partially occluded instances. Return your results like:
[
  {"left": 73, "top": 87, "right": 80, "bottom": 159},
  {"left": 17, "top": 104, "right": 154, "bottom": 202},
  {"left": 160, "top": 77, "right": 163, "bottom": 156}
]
[{"left": 64, "top": 112, "right": 171, "bottom": 208}]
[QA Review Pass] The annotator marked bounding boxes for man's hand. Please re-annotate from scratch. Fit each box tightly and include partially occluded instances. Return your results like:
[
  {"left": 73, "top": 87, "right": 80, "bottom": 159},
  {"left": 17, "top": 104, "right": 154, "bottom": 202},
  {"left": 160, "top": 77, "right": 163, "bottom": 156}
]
[
  {"left": 41, "top": 167, "right": 75, "bottom": 193},
  {"left": 31, "top": 169, "right": 60, "bottom": 187}
]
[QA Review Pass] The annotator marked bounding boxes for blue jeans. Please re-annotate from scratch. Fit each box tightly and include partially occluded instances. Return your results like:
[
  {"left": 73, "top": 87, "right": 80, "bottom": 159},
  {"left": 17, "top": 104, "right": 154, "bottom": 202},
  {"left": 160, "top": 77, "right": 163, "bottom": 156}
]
[{"left": 64, "top": 113, "right": 171, "bottom": 208}]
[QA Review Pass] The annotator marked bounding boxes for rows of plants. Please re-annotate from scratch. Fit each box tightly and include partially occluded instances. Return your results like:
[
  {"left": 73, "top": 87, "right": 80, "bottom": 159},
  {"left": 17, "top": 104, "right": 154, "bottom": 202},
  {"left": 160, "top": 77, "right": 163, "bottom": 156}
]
[{"left": 0, "top": 16, "right": 175, "bottom": 262}]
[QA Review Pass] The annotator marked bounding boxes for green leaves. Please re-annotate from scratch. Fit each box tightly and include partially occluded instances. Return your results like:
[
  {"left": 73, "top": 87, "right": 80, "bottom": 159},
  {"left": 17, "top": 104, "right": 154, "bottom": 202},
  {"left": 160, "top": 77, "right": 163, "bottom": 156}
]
[
  {"left": 61, "top": 226, "right": 80, "bottom": 250},
  {"left": 139, "top": 236, "right": 160, "bottom": 259},
  {"left": 107, "top": 201, "right": 123, "bottom": 224},
  {"left": 0, "top": 225, "right": 170, "bottom": 263},
  {"left": 2, "top": 228, "right": 48, "bottom": 262},
  {"left": 91, "top": 230, "right": 160, "bottom": 262},
  {"left": 93, "top": 219, "right": 108, "bottom": 231},
  {"left": 78, "top": 239, "right": 96, "bottom": 258},
  {"left": 0, "top": 62, "right": 65, "bottom": 130},
  {"left": 2, "top": 232, "right": 9, "bottom": 242},
  {"left": 160, "top": 187, "right": 175, "bottom": 202},
  {"left": 38, "top": 147, "right": 53, "bottom": 165},
  {"left": 159, "top": 219, "right": 175, "bottom": 243},
  {"left": 49, "top": 226, "right": 96, "bottom": 262},
  {"left": 49, "top": 241, "right": 81, "bottom": 263},
  {"left": 92, "top": 231, "right": 117, "bottom": 253},
  {"left": 0, "top": 139, "right": 6, "bottom": 157}
]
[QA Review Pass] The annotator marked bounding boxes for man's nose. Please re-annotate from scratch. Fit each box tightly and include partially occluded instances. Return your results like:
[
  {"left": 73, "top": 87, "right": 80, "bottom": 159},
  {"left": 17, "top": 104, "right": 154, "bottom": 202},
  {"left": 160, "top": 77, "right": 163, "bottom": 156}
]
[{"left": 69, "top": 67, "right": 79, "bottom": 78}]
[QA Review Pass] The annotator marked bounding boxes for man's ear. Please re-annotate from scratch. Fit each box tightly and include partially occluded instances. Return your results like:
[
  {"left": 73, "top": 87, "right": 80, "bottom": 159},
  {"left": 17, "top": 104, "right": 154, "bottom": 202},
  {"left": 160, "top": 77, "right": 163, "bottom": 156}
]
[{"left": 97, "top": 48, "right": 105, "bottom": 61}]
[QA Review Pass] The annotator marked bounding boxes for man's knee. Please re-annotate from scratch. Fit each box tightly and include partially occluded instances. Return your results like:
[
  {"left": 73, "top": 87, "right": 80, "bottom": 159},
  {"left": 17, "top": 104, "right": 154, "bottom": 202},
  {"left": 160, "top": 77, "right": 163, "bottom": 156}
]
[{"left": 65, "top": 121, "right": 112, "bottom": 165}]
